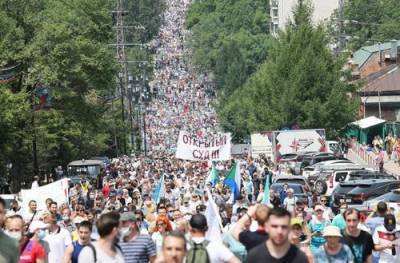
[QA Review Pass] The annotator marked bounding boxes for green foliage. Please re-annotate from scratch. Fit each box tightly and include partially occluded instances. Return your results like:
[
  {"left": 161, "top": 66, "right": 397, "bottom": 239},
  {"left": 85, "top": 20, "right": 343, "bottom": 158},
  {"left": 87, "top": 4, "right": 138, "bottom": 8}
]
[
  {"left": 186, "top": 0, "right": 271, "bottom": 95},
  {"left": 343, "top": 0, "right": 400, "bottom": 49},
  {"left": 0, "top": 0, "right": 163, "bottom": 188},
  {"left": 219, "top": 0, "right": 358, "bottom": 141}
]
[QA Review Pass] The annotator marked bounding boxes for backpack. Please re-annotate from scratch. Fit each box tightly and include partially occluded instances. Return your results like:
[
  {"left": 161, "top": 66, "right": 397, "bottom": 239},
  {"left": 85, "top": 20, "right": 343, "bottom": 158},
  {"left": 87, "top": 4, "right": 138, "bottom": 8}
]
[
  {"left": 186, "top": 240, "right": 211, "bottom": 263},
  {"left": 86, "top": 243, "right": 123, "bottom": 262}
]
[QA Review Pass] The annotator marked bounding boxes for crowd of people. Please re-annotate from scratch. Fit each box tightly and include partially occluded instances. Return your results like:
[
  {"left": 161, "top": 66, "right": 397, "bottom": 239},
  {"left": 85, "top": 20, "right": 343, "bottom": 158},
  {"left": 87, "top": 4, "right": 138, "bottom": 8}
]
[
  {"left": 146, "top": 0, "right": 218, "bottom": 156},
  {"left": 0, "top": 155, "right": 400, "bottom": 263}
]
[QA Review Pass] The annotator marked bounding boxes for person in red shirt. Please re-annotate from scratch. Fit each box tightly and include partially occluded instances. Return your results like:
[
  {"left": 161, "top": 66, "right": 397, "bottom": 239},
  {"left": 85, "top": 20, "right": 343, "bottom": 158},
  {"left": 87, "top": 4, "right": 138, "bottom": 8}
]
[
  {"left": 20, "top": 220, "right": 48, "bottom": 263},
  {"left": 102, "top": 179, "right": 110, "bottom": 199}
]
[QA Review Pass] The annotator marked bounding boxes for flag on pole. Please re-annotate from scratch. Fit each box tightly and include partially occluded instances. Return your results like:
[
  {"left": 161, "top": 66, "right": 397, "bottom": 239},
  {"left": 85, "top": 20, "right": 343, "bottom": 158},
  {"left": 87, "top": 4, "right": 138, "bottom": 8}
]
[
  {"left": 206, "top": 162, "right": 219, "bottom": 187},
  {"left": 205, "top": 188, "right": 223, "bottom": 242},
  {"left": 153, "top": 174, "right": 165, "bottom": 204},
  {"left": 262, "top": 173, "right": 270, "bottom": 204},
  {"left": 224, "top": 162, "right": 241, "bottom": 203}
]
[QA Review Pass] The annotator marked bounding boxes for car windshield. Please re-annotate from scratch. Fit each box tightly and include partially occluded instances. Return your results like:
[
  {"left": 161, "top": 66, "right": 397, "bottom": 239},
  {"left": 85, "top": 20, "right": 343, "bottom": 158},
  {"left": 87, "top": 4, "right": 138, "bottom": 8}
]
[
  {"left": 271, "top": 184, "right": 304, "bottom": 194},
  {"left": 275, "top": 178, "right": 306, "bottom": 185},
  {"left": 68, "top": 165, "right": 100, "bottom": 177}
]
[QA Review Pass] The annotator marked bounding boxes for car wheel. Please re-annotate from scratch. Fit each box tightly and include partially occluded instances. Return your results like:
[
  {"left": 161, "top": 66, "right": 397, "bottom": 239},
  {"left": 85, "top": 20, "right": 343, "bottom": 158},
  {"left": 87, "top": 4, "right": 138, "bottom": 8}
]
[{"left": 314, "top": 181, "right": 327, "bottom": 195}]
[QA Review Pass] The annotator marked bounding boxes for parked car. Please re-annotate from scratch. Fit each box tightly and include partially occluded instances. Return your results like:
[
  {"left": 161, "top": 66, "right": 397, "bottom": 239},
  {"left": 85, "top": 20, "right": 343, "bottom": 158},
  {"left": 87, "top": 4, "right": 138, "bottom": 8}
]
[
  {"left": 270, "top": 183, "right": 309, "bottom": 200},
  {"left": 278, "top": 153, "right": 308, "bottom": 172},
  {"left": 303, "top": 159, "right": 354, "bottom": 180},
  {"left": 273, "top": 175, "right": 311, "bottom": 191},
  {"left": 344, "top": 179, "right": 400, "bottom": 205},
  {"left": 364, "top": 188, "right": 400, "bottom": 214},
  {"left": 313, "top": 170, "right": 395, "bottom": 196},
  {"left": 331, "top": 180, "right": 361, "bottom": 212}
]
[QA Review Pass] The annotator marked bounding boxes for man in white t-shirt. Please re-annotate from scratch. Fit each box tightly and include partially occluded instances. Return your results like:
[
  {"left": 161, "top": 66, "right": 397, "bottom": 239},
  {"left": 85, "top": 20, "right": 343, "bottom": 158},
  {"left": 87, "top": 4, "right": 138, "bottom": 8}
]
[
  {"left": 188, "top": 214, "right": 240, "bottom": 263},
  {"left": 43, "top": 213, "right": 72, "bottom": 263},
  {"left": 79, "top": 211, "right": 125, "bottom": 263},
  {"left": 283, "top": 188, "right": 297, "bottom": 214}
]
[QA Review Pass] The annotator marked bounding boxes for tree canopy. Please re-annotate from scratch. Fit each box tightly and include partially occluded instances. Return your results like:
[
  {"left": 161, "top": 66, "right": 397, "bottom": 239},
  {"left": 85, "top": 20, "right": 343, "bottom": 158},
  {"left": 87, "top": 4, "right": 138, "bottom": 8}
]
[{"left": 217, "top": 0, "right": 358, "bottom": 141}]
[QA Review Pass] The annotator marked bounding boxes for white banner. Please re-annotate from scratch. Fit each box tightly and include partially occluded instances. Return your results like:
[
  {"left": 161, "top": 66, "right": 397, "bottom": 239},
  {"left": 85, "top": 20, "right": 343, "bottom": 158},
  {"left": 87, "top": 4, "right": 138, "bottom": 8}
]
[
  {"left": 176, "top": 131, "right": 231, "bottom": 161},
  {"left": 21, "top": 179, "right": 69, "bottom": 211}
]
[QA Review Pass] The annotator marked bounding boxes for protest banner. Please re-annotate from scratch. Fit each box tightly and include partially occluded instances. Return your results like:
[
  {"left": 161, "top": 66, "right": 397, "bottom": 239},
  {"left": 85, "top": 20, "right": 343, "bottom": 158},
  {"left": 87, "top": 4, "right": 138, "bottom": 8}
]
[
  {"left": 20, "top": 178, "right": 69, "bottom": 211},
  {"left": 175, "top": 131, "right": 231, "bottom": 161}
]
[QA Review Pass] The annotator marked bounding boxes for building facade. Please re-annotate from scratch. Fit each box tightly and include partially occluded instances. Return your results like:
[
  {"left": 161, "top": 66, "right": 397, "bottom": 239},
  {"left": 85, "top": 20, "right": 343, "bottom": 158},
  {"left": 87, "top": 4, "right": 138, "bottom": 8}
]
[{"left": 270, "top": 0, "right": 339, "bottom": 34}]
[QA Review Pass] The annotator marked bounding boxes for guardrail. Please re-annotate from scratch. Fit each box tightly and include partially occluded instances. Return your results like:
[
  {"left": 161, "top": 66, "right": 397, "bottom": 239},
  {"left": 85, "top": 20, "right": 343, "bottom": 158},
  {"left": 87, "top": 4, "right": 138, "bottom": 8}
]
[{"left": 348, "top": 141, "right": 379, "bottom": 169}]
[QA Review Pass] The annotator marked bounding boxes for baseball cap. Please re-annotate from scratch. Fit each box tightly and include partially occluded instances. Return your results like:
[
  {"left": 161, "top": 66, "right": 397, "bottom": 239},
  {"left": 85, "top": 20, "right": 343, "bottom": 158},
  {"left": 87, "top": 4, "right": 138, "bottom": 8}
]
[
  {"left": 29, "top": 220, "right": 49, "bottom": 233},
  {"left": 109, "top": 191, "right": 117, "bottom": 197},
  {"left": 323, "top": 226, "right": 342, "bottom": 237},
  {"left": 384, "top": 214, "right": 396, "bottom": 232},
  {"left": 120, "top": 212, "right": 136, "bottom": 222},
  {"left": 190, "top": 214, "right": 208, "bottom": 231},
  {"left": 291, "top": 217, "right": 303, "bottom": 227}
]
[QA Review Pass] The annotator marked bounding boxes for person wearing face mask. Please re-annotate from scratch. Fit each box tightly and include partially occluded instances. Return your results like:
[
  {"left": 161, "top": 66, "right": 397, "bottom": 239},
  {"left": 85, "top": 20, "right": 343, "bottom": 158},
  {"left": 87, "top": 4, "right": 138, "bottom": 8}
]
[
  {"left": 19, "top": 220, "right": 49, "bottom": 263},
  {"left": 331, "top": 203, "right": 348, "bottom": 231},
  {"left": 118, "top": 212, "right": 157, "bottom": 263},
  {"left": 63, "top": 221, "right": 92, "bottom": 263},
  {"left": 59, "top": 208, "right": 76, "bottom": 233}
]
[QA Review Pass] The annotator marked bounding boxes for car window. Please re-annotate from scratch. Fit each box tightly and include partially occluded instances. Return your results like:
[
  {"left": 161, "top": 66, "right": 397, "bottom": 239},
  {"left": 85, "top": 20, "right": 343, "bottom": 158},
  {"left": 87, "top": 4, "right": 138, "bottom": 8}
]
[
  {"left": 333, "top": 184, "right": 356, "bottom": 194},
  {"left": 347, "top": 185, "right": 372, "bottom": 194},
  {"left": 335, "top": 172, "right": 347, "bottom": 182}
]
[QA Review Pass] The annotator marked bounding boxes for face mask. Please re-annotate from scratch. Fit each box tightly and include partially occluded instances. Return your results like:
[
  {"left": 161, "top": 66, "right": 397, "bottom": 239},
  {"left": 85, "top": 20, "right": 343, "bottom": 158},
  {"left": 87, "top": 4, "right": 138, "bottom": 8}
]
[
  {"left": 89, "top": 194, "right": 95, "bottom": 199},
  {"left": 63, "top": 216, "right": 70, "bottom": 222},
  {"left": 119, "top": 226, "right": 130, "bottom": 238},
  {"left": 38, "top": 229, "right": 48, "bottom": 240},
  {"left": 5, "top": 231, "right": 22, "bottom": 241},
  {"left": 339, "top": 208, "right": 346, "bottom": 214}
]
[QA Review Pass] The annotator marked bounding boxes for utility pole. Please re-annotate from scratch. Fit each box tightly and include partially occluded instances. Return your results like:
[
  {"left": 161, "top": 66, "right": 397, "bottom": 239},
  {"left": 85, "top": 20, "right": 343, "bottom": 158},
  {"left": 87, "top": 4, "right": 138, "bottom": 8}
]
[
  {"left": 113, "top": 0, "right": 129, "bottom": 154},
  {"left": 338, "top": 0, "right": 345, "bottom": 53}
]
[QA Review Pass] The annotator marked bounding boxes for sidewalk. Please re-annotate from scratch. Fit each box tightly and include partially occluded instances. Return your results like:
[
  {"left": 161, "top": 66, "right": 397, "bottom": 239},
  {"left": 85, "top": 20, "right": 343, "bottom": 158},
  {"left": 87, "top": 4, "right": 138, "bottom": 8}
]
[{"left": 384, "top": 159, "right": 400, "bottom": 176}]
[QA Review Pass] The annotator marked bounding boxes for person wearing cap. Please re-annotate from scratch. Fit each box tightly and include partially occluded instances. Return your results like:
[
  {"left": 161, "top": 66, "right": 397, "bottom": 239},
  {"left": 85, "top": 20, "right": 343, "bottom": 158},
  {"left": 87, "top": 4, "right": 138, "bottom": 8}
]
[
  {"left": 118, "top": 211, "right": 156, "bottom": 263},
  {"left": 313, "top": 225, "right": 354, "bottom": 262},
  {"left": 341, "top": 208, "right": 374, "bottom": 263},
  {"left": 289, "top": 218, "right": 314, "bottom": 263},
  {"left": 63, "top": 221, "right": 92, "bottom": 263},
  {"left": 232, "top": 204, "right": 269, "bottom": 252},
  {"left": 188, "top": 214, "right": 240, "bottom": 263},
  {"left": 104, "top": 191, "right": 122, "bottom": 212},
  {"left": 308, "top": 205, "right": 331, "bottom": 252},
  {"left": 372, "top": 213, "right": 400, "bottom": 263}
]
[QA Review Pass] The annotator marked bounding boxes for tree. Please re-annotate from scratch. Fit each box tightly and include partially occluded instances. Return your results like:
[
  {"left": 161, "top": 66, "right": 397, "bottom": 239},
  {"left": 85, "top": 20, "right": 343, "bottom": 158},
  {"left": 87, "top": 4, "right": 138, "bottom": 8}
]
[{"left": 219, "top": 0, "right": 358, "bottom": 141}]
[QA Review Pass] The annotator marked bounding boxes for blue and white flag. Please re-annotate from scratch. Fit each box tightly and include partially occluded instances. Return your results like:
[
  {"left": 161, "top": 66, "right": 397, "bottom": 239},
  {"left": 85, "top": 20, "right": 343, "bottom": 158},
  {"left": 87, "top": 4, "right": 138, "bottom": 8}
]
[{"left": 153, "top": 174, "right": 165, "bottom": 204}]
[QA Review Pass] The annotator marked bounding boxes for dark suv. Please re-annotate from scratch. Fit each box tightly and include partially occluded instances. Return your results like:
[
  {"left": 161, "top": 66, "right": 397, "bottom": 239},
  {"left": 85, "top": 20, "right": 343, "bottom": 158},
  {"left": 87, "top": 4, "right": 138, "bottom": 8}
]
[{"left": 344, "top": 179, "right": 400, "bottom": 205}]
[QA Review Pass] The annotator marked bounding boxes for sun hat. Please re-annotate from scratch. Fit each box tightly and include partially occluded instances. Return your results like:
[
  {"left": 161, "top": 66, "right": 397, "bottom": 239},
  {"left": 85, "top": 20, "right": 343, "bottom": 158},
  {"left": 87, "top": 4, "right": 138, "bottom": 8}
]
[{"left": 323, "top": 226, "right": 342, "bottom": 237}]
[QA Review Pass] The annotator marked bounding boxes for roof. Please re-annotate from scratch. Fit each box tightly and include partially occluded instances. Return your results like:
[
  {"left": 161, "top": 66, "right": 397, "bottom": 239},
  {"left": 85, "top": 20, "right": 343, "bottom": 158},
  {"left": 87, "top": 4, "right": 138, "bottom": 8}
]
[
  {"left": 67, "top": 159, "right": 104, "bottom": 166},
  {"left": 350, "top": 116, "right": 386, "bottom": 129},
  {"left": 352, "top": 40, "right": 400, "bottom": 68},
  {"left": 359, "top": 65, "right": 400, "bottom": 94}
]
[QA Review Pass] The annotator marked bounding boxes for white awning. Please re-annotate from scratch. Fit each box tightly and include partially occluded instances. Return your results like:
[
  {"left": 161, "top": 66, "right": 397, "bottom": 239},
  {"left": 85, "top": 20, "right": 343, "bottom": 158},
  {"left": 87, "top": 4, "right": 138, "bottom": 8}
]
[{"left": 351, "top": 116, "right": 386, "bottom": 129}]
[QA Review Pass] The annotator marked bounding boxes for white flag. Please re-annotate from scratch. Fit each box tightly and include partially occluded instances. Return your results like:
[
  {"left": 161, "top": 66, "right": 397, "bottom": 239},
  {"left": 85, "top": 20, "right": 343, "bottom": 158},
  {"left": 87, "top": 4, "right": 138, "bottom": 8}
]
[{"left": 205, "top": 188, "right": 223, "bottom": 242}]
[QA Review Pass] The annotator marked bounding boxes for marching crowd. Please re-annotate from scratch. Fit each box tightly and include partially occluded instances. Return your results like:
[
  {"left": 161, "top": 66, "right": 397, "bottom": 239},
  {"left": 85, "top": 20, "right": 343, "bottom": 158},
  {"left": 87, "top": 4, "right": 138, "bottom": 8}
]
[
  {"left": 0, "top": 155, "right": 400, "bottom": 263},
  {"left": 146, "top": 0, "right": 218, "bottom": 156}
]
